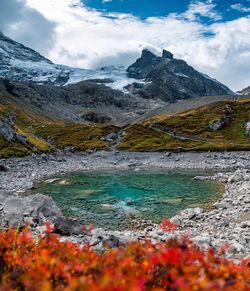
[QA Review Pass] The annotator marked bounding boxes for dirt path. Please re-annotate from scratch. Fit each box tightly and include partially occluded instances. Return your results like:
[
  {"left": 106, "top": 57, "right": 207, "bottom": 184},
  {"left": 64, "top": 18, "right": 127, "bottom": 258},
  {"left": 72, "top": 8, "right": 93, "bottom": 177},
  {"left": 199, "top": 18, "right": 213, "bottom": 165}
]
[{"left": 149, "top": 125, "right": 215, "bottom": 144}]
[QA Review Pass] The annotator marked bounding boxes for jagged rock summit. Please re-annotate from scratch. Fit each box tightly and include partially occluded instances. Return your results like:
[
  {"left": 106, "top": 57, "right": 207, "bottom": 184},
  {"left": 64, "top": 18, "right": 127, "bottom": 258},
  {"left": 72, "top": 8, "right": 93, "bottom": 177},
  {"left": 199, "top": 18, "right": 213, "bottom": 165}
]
[
  {"left": 127, "top": 49, "right": 173, "bottom": 79},
  {"left": 126, "top": 49, "right": 234, "bottom": 102}
]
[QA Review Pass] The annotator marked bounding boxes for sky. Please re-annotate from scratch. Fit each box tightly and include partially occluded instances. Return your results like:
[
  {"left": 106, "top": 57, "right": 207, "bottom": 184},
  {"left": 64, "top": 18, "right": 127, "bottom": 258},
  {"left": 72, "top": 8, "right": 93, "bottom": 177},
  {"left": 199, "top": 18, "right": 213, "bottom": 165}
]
[{"left": 0, "top": 0, "right": 249, "bottom": 91}]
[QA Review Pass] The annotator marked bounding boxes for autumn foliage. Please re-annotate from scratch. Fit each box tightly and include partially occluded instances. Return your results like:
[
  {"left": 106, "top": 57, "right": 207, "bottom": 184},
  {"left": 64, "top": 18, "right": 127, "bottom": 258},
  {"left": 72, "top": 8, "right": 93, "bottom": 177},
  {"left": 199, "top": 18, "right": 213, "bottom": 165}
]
[{"left": 0, "top": 226, "right": 249, "bottom": 291}]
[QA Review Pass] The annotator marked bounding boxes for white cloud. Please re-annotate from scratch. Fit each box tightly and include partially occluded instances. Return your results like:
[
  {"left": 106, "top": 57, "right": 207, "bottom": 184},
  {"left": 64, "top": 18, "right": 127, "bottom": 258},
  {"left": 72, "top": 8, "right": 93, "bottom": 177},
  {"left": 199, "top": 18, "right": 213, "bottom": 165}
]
[
  {"left": 1, "top": 0, "right": 250, "bottom": 91},
  {"left": 102, "top": 0, "right": 113, "bottom": 3},
  {"left": 182, "top": 0, "right": 222, "bottom": 21},
  {"left": 0, "top": 0, "right": 56, "bottom": 55},
  {"left": 231, "top": 3, "right": 250, "bottom": 13}
]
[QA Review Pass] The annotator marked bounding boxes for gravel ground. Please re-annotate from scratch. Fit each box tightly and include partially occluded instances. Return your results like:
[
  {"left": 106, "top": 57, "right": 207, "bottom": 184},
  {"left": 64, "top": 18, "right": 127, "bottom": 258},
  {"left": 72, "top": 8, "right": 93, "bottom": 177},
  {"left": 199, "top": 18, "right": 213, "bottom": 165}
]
[{"left": 0, "top": 150, "right": 249, "bottom": 261}]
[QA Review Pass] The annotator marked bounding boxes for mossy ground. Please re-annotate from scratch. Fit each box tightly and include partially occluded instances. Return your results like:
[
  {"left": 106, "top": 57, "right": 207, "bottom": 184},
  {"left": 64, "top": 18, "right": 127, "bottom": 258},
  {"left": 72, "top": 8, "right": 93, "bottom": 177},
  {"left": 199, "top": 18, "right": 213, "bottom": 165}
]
[{"left": 32, "top": 123, "right": 119, "bottom": 151}]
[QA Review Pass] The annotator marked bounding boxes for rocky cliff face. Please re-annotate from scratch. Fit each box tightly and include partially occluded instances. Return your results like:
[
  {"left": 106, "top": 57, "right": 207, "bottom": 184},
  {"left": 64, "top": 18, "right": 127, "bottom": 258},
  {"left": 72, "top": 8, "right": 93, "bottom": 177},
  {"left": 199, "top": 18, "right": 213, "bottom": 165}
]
[
  {"left": 126, "top": 49, "right": 234, "bottom": 102},
  {"left": 0, "top": 77, "right": 139, "bottom": 110}
]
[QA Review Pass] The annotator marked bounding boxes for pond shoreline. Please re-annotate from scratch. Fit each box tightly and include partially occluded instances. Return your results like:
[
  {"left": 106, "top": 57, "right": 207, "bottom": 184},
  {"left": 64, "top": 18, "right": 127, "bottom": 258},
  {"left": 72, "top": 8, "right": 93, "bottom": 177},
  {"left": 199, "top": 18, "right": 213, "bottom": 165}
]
[
  {"left": 36, "top": 170, "right": 225, "bottom": 231},
  {"left": 0, "top": 150, "right": 250, "bottom": 261}
]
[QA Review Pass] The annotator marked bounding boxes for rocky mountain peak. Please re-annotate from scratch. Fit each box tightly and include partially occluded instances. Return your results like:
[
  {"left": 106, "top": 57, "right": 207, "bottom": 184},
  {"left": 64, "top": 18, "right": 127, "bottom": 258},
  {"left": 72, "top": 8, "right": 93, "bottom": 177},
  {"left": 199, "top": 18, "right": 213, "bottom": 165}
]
[
  {"left": 127, "top": 49, "right": 161, "bottom": 79},
  {"left": 162, "top": 49, "right": 174, "bottom": 60},
  {"left": 126, "top": 48, "right": 234, "bottom": 102},
  {"left": 141, "top": 49, "right": 158, "bottom": 60},
  {"left": 127, "top": 49, "right": 177, "bottom": 79}
]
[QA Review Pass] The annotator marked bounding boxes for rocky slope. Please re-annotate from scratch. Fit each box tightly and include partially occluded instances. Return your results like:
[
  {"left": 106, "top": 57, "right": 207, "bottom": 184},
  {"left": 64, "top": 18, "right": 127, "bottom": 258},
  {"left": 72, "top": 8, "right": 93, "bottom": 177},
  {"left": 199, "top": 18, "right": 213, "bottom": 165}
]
[
  {"left": 126, "top": 49, "right": 234, "bottom": 102},
  {"left": 0, "top": 77, "right": 162, "bottom": 126}
]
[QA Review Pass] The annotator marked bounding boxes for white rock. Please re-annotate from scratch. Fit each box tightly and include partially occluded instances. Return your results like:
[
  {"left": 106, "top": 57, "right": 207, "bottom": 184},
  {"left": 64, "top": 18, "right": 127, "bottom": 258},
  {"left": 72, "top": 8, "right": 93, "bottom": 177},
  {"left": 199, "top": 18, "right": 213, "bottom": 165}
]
[
  {"left": 228, "top": 242, "right": 244, "bottom": 254},
  {"left": 193, "top": 234, "right": 211, "bottom": 246}
]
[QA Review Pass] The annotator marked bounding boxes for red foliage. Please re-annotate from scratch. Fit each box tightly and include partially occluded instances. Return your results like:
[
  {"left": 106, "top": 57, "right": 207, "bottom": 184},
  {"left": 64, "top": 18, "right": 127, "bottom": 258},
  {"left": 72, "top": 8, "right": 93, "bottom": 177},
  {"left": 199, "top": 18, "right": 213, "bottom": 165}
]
[
  {"left": 159, "top": 218, "right": 178, "bottom": 232},
  {"left": 0, "top": 228, "right": 249, "bottom": 290}
]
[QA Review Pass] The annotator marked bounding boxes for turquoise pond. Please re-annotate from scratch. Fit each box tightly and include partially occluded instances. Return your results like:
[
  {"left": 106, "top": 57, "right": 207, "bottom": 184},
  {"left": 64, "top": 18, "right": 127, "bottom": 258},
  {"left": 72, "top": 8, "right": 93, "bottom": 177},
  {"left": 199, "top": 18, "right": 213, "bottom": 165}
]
[{"left": 37, "top": 170, "right": 223, "bottom": 230}]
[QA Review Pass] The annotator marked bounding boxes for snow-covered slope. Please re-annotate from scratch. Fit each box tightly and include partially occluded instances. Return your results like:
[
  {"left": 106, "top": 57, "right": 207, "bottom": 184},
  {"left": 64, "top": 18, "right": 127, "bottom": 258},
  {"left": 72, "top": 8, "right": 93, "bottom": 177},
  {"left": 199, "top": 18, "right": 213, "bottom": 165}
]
[
  {"left": 0, "top": 32, "right": 138, "bottom": 89},
  {"left": 239, "top": 85, "right": 250, "bottom": 96},
  {"left": 66, "top": 66, "right": 143, "bottom": 91}
]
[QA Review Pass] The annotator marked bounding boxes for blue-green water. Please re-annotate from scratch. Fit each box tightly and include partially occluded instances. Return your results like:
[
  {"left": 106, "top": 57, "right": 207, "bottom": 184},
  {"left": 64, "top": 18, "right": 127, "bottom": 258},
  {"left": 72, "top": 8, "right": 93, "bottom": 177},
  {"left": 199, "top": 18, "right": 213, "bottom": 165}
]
[{"left": 37, "top": 170, "right": 223, "bottom": 230}]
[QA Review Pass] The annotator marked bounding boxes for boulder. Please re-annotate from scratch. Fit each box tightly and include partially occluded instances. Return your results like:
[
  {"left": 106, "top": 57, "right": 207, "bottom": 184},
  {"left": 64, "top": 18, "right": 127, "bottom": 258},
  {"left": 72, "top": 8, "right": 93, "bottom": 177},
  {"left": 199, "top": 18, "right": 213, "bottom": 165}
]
[
  {"left": 0, "top": 120, "right": 28, "bottom": 144},
  {"left": 170, "top": 215, "right": 182, "bottom": 226},
  {"left": 26, "top": 194, "right": 62, "bottom": 220},
  {"left": 2, "top": 197, "right": 26, "bottom": 228},
  {"left": 214, "top": 202, "right": 233, "bottom": 209},
  {"left": 0, "top": 121, "right": 14, "bottom": 142},
  {"left": 0, "top": 165, "right": 7, "bottom": 172},
  {"left": 193, "top": 234, "right": 211, "bottom": 247},
  {"left": 104, "top": 132, "right": 118, "bottom": 142},
  {"left": 228, "top": 170, "right": 245, "bottom": 183},
  {"left": 245, "top": 121, "right": 250, "bottom": 136},
  {"left": 81, "top": 111, "right": 112, "bottom": 124},
  {"left": 2, "top": 194, "right": 63, "bottom": 228},
  {"left": 209, "top": 119, "right": 225, "bottom": 131},
  {"left": 228, "top": 242, "right": 245, "bottom": 254},
  {"left": 102, "top": 235, "right": 124, "bottom": 248},
  {"left": 180, "top": 207, "right": 203, "bottom": 220},
  {"left": 53, "top": 216, "right": 83, "bottom": 236},
  {"left": 16, "top": 133, "right": 28, "bottom": 144}
]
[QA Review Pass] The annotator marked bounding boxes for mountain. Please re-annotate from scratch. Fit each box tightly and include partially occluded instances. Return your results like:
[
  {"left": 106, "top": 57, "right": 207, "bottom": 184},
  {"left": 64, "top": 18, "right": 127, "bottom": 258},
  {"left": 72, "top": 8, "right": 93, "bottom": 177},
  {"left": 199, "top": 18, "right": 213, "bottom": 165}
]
[
  {"left": 0, "top": 32, "right": 137, "bottom": 89},
  {"left": 239, "top": 85, "right": 250, "bottom": 96},
  {"left": 126, "top": 49, "right": 234, "bottom": 102},
  {"left": 0, "top": 32, "right": 234, "bottom": 101}
]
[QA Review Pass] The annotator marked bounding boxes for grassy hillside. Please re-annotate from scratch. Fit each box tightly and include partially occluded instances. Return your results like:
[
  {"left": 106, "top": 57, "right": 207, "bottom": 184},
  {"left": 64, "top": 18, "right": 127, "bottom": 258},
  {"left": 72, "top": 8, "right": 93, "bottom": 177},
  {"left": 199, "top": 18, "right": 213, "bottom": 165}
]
[
  {"left": 0, "top": 96, "right": 119, "bottom": 157},
  {"left": 118, "top": 99, "right": 250, "bottom": 151},
  {"left": 1, "top": 97, "right": 250, "bottom": 157},
  {"left": 32, "top": 123, "right": 119, "bottom": 151}
]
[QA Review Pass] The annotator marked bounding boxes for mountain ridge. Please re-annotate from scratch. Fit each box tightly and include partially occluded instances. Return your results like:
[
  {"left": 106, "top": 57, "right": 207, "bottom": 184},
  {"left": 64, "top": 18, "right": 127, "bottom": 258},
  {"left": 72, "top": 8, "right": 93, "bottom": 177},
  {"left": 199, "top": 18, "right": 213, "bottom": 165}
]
[{"left": 0, "top": 32, "right": 234, "bottom": 102}]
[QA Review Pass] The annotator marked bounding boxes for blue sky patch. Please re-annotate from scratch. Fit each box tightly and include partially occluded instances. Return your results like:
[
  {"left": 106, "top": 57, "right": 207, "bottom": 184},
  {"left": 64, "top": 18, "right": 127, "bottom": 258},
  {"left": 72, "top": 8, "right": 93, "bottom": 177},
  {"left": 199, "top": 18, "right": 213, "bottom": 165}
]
[{"left": 83, "top": 0, "right": 250, "bottom": 22}]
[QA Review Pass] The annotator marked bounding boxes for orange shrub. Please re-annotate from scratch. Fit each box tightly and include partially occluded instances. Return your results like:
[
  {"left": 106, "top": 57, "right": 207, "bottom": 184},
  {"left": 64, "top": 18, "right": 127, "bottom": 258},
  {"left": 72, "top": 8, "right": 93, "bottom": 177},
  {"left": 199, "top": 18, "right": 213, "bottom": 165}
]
[{"left": 0, "top": 226, "right": 249, "bottom": 291}]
